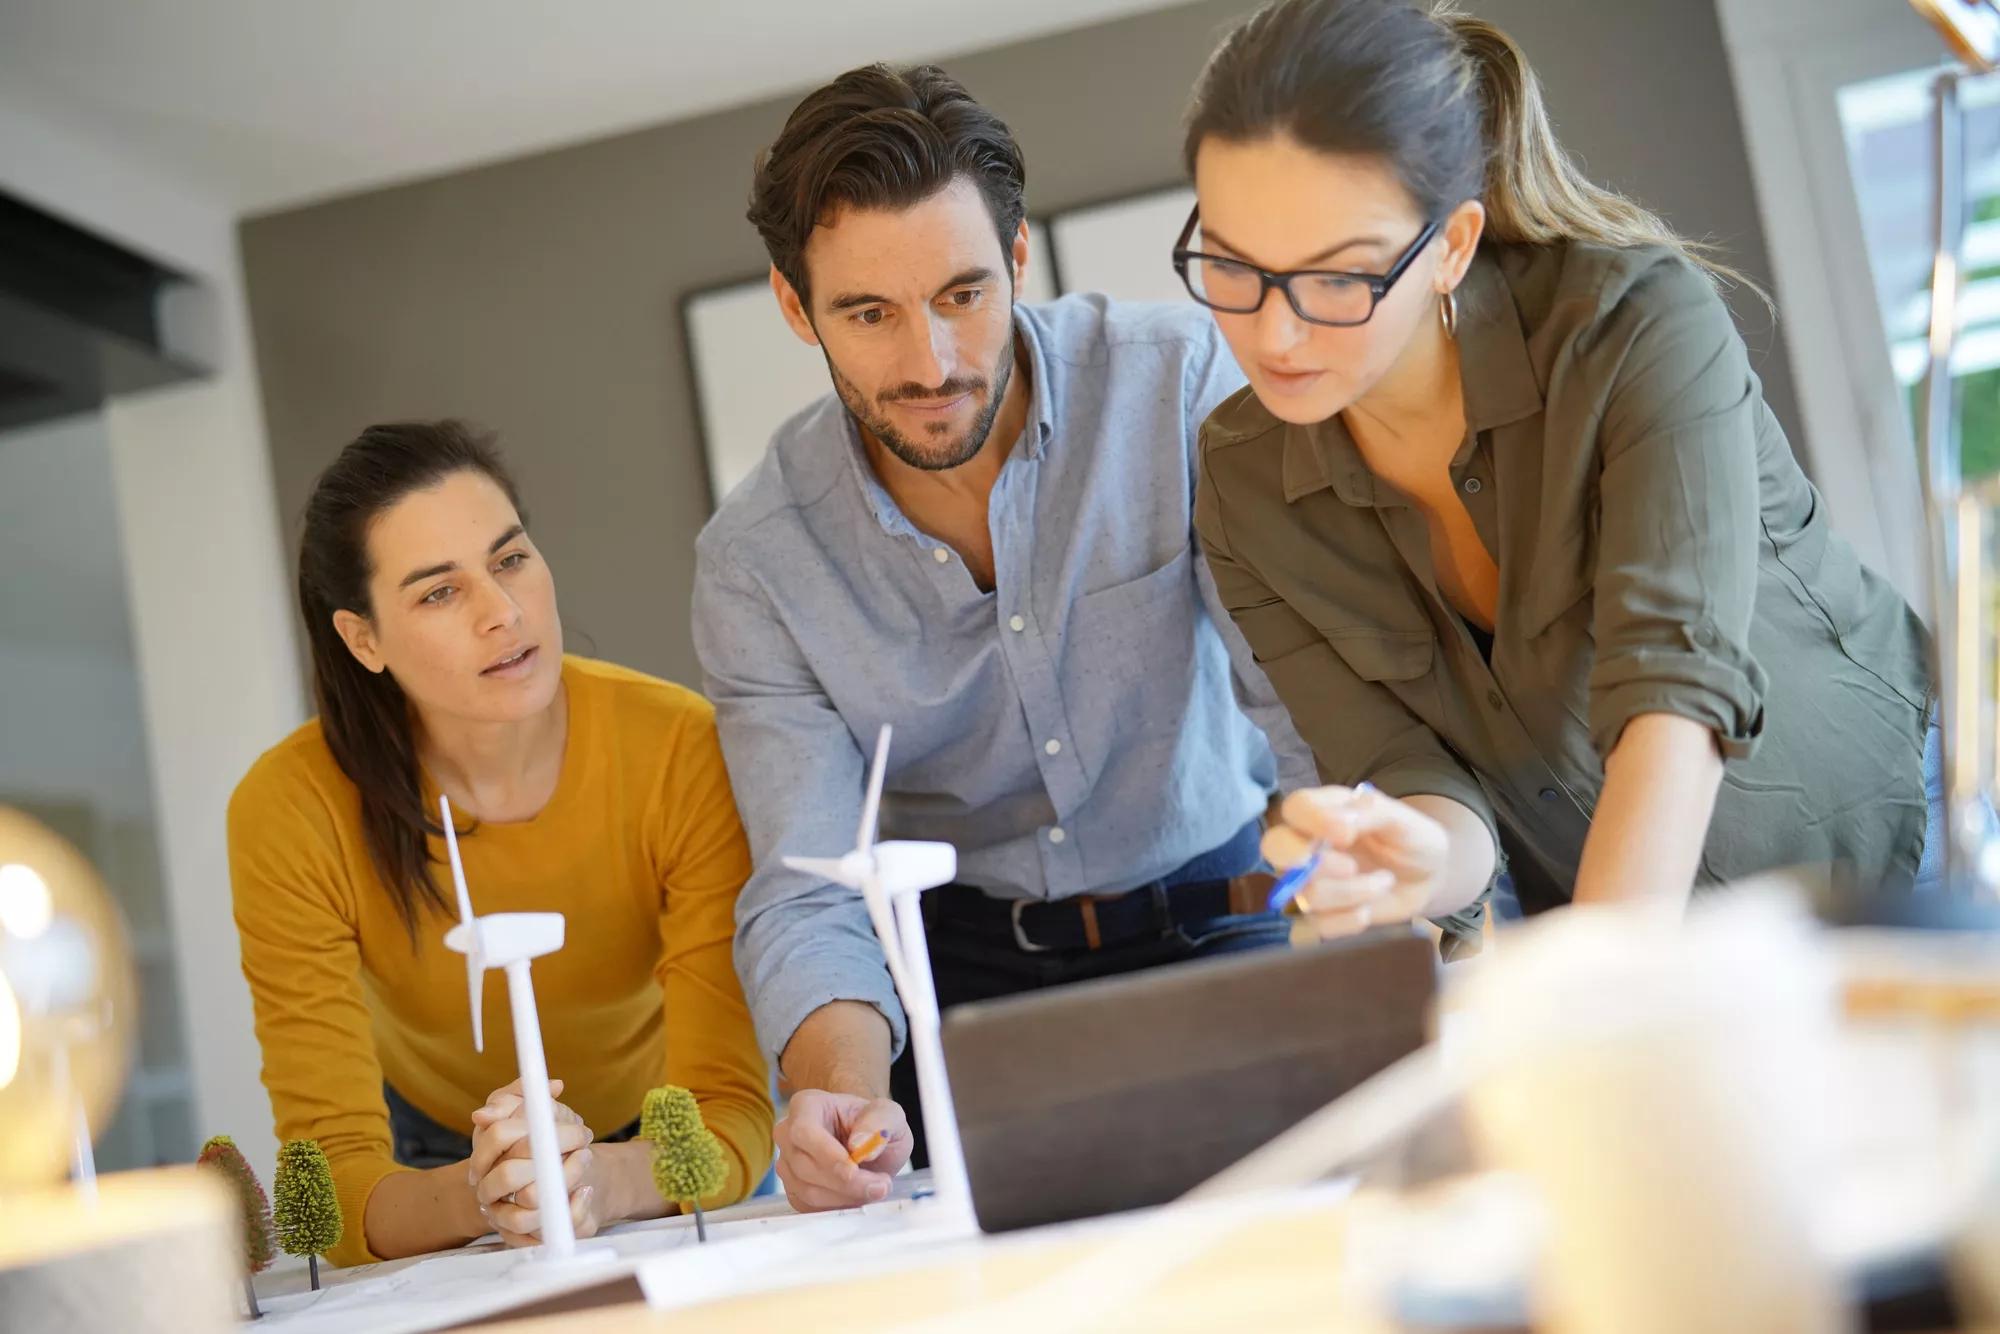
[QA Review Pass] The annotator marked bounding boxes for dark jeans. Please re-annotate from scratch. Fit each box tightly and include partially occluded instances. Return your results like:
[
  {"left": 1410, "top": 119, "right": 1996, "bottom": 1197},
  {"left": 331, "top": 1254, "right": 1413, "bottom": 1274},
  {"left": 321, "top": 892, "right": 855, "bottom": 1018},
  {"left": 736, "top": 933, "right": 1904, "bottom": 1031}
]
[
  {"left": 383, "top": 1082, "right": 641, "bottom": 1169},
  {"left": 889, "top": 820, "right": 1290, "bottom": 1167}
]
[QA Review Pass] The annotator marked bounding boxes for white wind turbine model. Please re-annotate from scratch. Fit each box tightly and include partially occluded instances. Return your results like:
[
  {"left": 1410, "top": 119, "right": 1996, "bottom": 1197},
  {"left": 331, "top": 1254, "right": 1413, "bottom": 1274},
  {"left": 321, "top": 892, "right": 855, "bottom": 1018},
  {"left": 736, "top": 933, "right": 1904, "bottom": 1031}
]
[
  {"left": 440, "top": 794, "right": 599, "bottom": 1264},
  {"left": 782, "top": 725, "right": 972, "bottom": 1226}
]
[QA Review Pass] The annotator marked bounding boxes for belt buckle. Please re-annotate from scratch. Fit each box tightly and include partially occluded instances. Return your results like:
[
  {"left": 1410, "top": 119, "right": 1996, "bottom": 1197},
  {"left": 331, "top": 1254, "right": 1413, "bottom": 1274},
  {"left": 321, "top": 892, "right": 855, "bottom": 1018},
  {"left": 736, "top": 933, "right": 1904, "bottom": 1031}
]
[{"left": 1009, "top": 899, "right": 1051, "bottom": 953}]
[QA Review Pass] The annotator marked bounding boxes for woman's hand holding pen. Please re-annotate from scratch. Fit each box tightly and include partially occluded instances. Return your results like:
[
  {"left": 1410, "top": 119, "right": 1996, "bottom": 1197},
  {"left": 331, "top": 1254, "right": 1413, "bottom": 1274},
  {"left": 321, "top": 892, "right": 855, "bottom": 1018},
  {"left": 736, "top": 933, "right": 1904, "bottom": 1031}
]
[{"left": 1261, "top": 784, "right": 1449, "bottom": 941}]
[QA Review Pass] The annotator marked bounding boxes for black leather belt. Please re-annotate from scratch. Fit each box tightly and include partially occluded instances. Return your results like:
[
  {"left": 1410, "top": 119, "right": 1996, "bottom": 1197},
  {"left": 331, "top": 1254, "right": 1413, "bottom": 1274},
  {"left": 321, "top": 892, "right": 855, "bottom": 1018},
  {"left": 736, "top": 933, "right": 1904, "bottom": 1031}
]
[{"left": 924, "top": 879, "right": 1237, "bottom": 954}]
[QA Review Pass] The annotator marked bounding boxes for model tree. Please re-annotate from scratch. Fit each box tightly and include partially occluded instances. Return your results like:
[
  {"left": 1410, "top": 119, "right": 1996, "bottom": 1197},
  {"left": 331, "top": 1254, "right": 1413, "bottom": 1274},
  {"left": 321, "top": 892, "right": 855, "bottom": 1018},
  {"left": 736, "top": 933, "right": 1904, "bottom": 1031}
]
[
  {"left": 196, "top": 1134, "right": 276, "bottom": 1319},
  {"left": 641, "top": 1085, "right": 727, "bottom": 1242},
  {"left": 272, "top": 1138, "right": 343, "bottom": 1291}
]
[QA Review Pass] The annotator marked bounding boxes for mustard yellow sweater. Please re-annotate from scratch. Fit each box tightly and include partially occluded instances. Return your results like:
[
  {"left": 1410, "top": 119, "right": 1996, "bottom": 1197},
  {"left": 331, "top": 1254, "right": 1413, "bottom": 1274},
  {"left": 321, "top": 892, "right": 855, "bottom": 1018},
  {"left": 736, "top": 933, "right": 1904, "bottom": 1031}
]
[{"left": 228, "top": 656, "right": 771, "bottom": 1266}]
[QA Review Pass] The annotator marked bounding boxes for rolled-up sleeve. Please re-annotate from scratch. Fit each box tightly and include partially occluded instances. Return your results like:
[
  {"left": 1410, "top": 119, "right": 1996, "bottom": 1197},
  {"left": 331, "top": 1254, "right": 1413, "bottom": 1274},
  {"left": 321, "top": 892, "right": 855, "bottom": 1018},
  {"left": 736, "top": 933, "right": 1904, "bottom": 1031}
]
[
  {"left": 691, "top": 542, "right": 908, "bottom": 1067},
  {"left": 1587, "top": 260, "right": 1770, "bottom": 762}
]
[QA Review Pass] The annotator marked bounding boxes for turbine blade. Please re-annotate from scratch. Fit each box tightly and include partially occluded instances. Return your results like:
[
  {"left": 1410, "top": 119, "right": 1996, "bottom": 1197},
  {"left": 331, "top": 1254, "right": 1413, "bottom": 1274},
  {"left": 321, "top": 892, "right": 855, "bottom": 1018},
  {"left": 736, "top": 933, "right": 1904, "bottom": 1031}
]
[
  {"left": 440, "top": 795, "right": 476, "bottom": 929},
  {"left": 440, "top": 795, "right": 484, "bottom": 1050},
  {"left": 467, "top": 953, "right": 485, "bottom": 1053},
  {"left": 782, "top": 855, "right": 862, "bottom": 886},
  {"left": 856, "top": 724, "right": 892, "bottom": 853}
]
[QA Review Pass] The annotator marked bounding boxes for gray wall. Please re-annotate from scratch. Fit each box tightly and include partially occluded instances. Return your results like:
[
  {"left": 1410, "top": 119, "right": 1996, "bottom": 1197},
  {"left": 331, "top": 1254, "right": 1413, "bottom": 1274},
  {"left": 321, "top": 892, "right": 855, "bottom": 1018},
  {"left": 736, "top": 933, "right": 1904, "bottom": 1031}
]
[{"left": 241, "top": 0, "right": 1799, "bottom": 687}]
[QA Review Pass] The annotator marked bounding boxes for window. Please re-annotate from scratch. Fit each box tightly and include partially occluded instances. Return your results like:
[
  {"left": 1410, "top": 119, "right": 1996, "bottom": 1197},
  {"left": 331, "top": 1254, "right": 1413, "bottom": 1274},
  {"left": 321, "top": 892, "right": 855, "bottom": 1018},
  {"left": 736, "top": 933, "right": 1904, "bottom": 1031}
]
[{"left": 1839, "top": 70, "right": 2000, "bottom": 477}]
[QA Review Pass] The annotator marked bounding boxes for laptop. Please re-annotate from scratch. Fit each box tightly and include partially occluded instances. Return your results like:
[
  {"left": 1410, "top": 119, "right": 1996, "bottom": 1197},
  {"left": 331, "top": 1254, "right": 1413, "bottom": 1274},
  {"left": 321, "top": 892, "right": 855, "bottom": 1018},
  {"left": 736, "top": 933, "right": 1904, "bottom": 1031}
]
[{"left": 939, "top": 930, "right": 1435, "bottom": 1233}]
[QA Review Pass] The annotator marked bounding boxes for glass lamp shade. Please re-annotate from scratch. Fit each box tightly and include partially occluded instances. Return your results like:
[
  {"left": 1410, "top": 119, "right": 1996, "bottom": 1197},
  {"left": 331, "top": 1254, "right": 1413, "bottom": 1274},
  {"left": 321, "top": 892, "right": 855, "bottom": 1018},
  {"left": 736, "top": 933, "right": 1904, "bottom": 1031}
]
[{"left": 0, "top": 807, "right": 137, "bottom": 1190}]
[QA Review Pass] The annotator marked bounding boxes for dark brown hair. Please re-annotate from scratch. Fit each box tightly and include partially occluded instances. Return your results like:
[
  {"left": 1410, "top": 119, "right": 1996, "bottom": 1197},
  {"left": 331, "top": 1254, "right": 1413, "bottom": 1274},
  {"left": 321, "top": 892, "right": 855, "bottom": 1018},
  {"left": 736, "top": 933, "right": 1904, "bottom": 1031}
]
[
  {"left": 746, "top": 63, "right": 1027, "bottom": 305},
  {"left": 296, "top": 420, "right": 524, "bottom": 937},
  {"left": 1184, "top": 0, "right": 1767, "bottom": 302}
]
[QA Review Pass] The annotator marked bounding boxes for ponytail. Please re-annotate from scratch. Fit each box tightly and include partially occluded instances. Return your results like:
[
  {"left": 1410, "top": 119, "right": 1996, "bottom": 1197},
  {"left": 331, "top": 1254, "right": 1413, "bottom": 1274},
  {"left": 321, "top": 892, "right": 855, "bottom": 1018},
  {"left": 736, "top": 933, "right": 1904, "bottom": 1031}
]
[{"left": 1438, "top": 6, "right": 1771, "bottom": 306}]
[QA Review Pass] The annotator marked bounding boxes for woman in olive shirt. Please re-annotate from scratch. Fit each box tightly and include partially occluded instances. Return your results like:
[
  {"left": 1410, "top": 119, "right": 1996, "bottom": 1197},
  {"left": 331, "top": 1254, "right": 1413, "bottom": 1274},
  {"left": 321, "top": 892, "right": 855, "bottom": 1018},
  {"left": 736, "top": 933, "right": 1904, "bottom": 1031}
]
[{"left": 1178, "top": 0, "right": 1936, "bottom": 945}]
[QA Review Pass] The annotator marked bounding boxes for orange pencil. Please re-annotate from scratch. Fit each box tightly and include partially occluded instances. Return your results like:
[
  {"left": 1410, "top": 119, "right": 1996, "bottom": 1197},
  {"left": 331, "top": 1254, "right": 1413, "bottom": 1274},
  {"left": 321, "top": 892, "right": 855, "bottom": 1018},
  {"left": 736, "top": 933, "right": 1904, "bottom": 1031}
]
[{"left": 847, "top": 1131, "right": 888, "bottom": 1165}]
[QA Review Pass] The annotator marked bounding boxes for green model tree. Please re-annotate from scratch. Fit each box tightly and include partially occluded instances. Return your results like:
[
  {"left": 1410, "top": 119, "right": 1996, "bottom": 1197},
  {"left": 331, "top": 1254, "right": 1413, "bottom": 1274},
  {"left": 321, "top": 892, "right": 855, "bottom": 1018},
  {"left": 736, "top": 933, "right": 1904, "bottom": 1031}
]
[
  {"left": 196, "top": 1134, "right": 276, "bottom": 1319},
  {"left": 272, "top": 1138, "right": 343, "bottom": 1291},
  {"left": 641, "top": 1085, "right": 728, "bottom": 1242}
]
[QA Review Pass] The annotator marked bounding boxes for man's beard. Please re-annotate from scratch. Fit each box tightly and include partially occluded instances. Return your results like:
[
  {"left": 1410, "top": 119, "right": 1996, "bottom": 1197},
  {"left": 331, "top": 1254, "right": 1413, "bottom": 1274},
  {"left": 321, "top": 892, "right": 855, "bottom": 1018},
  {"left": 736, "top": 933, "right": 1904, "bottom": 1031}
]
[{"left": 826, "top": 333, "right": 1016, "bottom": 473}]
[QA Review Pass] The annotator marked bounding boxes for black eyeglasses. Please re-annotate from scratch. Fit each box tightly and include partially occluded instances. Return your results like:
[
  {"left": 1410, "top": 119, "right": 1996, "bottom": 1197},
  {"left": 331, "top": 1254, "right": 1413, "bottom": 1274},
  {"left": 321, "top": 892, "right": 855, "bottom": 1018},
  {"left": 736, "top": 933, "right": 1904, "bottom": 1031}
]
[{"left": 1171, "top": 206, "right": 1439, "bottom": 327}]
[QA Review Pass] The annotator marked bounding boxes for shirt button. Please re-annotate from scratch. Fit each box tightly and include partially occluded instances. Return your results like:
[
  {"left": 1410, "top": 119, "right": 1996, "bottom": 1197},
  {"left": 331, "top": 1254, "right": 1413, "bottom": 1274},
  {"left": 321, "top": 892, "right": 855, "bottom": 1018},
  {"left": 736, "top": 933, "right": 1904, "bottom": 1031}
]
[
  {"left": 1048, "top": 827, "right": 1066, "bottom": 845},
  {"left": 933, "top": 547, "right": 950, "bottom": 564},
  {"left": 1045, "top": 739, "right": 1062, "bottom": 756},
  {"left": 1463, "top": 476, "right": 1484, "bottom": 494},
  {"left": 1539, "top": 787, "right": 1559, "bottom": 803},
  {"left": 1487, "top": 689, "right": 1504, "bottom": 710},
  {"left": 1009, "top": 615, "right": 1026, "bottom": 632}
]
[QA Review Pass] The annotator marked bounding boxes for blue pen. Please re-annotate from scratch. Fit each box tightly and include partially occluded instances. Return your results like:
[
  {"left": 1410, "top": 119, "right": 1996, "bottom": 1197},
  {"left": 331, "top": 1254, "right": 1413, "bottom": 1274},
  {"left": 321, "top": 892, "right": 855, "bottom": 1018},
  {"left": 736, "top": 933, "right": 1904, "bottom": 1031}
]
[
  {"left": 1266, "top": 843, "right": 1324, "bottom": 913},
  {"left": 1266, "top": 782, "right": 1375, "bottom": 914}
]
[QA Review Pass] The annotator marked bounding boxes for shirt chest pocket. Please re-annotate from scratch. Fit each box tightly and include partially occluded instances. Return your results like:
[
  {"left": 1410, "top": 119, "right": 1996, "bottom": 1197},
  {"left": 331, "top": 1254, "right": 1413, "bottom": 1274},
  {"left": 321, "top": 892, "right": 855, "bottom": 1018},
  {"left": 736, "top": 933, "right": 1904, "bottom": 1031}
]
[
  {"left": 1295, "top": 624, "right": 1442, "bottom": 732},
  {"left": 1317, "top": 625, "right": 1453, "bottom": 746},
  {"left": 1060, "top": 547, "right": 1203, "bottom": 775},
  {"left": 1322, "top": 627, "right": 1435, "bottom": 684},
  {"left": 1278, "top": 581, "right": 1437, "bottom": 684},
  {"left": 1065, "top": 545, "right": 1198, "bottom": 680}
]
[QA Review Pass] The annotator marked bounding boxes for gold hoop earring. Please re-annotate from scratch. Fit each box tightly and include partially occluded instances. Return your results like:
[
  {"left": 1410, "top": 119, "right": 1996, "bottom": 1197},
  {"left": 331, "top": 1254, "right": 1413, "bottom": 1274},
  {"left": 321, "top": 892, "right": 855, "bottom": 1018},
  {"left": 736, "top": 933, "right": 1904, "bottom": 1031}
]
[{"left": 1440, "top": 289, "right": 1459, "bottom": 338}]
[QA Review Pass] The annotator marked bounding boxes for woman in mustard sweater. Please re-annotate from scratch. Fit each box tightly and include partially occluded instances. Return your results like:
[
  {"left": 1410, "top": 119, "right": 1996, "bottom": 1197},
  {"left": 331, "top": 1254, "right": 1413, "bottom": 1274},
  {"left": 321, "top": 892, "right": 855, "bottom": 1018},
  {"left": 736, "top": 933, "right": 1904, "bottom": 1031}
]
[{"left": 228, "top": 420, "right": 771, "bottom": 1265}]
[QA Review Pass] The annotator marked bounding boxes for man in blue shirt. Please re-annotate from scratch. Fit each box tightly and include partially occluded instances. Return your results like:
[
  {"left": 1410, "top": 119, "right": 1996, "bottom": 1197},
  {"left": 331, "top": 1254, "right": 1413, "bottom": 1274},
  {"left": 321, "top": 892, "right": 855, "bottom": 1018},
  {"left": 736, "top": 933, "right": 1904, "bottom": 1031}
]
[{"left": 692, "top": 63, "right": 1312, "bottom": 1213}]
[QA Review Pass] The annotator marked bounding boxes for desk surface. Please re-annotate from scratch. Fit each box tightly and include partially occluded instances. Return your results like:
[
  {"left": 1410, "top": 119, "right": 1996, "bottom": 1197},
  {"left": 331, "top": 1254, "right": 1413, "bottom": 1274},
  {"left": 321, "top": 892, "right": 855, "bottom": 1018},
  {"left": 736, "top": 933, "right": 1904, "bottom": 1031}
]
[
  {"left": 479, "top": 1193, "right": 1365, "bottom": 1334},
  {"left": 472, "top": 1210, "right": 1995, "bottom": 1334},
  {"left": 294, "top": 927, "right": 2000, "bottom": 1333}
]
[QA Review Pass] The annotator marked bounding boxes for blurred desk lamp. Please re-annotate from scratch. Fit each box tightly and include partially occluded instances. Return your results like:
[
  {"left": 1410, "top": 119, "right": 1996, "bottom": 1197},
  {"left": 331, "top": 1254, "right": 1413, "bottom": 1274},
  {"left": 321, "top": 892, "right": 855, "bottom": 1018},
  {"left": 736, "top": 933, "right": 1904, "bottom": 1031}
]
[
  {"left": 0, "top": 807, "right": 135, "bottom": 1196},
  {"left": 0, "top": 807, "right": 235, "bottom": 1333}
]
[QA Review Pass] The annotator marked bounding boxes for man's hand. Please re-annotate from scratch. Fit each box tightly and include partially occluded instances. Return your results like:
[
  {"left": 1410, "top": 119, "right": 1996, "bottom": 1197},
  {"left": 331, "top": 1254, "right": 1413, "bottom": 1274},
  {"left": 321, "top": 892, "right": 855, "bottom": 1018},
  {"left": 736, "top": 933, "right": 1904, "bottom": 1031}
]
[{"left": 774, "top": 1089, "right": 911, "bottom": 1212}]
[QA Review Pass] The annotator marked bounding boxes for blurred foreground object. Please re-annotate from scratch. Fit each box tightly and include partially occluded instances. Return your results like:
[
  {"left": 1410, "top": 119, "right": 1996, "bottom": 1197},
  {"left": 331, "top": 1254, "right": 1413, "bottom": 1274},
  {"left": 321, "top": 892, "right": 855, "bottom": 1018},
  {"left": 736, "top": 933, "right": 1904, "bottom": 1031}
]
[
  {"left": 0, "top": 1167, "right": 235, "bottom": 1333},
  {"left": 1843, "top": 924, "right": 2000, "bottom": 1323},
  {"left": 1456, "top": 893, "right": 1848, "bottom": 1334},
  {"left": 0, "top": 806, "right": 138, "bottom": 1194}
]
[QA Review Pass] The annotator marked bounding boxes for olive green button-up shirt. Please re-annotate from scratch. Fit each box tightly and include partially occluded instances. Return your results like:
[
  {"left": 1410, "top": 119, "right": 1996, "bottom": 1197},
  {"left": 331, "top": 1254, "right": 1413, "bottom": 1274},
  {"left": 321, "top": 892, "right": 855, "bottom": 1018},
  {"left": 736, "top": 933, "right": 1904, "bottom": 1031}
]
[{"left": 1195, "top": 242, "right": 1932, "bottom": 926}]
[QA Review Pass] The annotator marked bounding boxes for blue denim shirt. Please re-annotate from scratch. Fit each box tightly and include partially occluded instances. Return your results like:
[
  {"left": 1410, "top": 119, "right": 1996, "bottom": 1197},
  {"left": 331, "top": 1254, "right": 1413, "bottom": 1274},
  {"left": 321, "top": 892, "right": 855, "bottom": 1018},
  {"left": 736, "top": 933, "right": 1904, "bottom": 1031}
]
[{"left": 692, "top": 295, "right": 1314, "bottom": 1062}]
